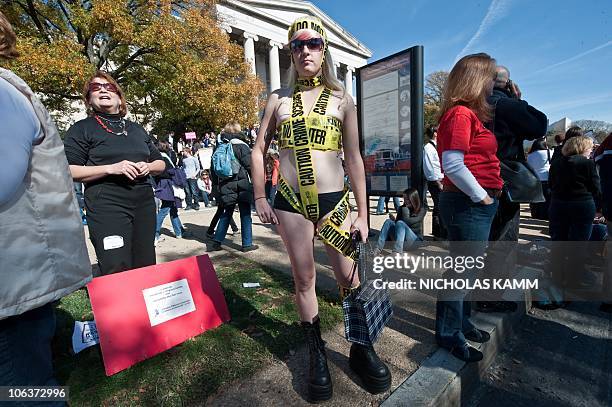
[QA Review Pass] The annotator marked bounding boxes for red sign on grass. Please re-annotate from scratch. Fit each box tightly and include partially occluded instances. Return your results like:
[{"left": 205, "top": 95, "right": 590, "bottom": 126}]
[{"left": 87, "top": 255, "right": 230, "bottom": 376}]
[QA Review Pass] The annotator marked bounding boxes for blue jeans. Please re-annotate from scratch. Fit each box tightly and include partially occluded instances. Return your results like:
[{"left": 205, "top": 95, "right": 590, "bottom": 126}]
[
  {"left": 156, "top": 200, "right": 183, "bottom": 238},
  {"left": 0, "top": 303, "right": 65, "bottom": 406},
  {"left": 185, "top": 178, "right": 200, "bottom": 209},
  {"left": 214, "top": 201, "right": 253, "bottom": 247},
  {"left": 376, "top": 196, "right": 400, "bottom": 214},
  {"left": 435, "top": 191, "right": 498, "bottom": 349},
  {"left": 199, "top": 190, "right": 210, "bottom": 206},
  {"left": 377, "top": 219, "right": 421, "bottom": 252}
]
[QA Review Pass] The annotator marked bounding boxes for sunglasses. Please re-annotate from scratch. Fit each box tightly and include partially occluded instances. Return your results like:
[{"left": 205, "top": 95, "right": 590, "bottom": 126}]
[
  {"left": 88, "top": 82, "right": 119, "bottom": 94},
  {"left": 290, "top": 37, "right": 324, "bottom": 53}
]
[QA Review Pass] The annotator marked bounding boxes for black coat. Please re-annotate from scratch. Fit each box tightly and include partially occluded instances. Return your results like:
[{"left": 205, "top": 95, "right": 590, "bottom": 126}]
[
  {"left": 488, "top": 88, "right": 548, "bottom": 162},
  {"left": 396, "top": 205, "right": 427, "bottom": 239},
  {"left": 212, "top": 133, "right": 253, "bottom": 206}
]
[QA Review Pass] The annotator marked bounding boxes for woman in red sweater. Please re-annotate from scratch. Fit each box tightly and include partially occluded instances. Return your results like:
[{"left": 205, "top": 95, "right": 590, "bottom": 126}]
[{"left": 435, "top": 53, "right": 503, "bottom": 363}]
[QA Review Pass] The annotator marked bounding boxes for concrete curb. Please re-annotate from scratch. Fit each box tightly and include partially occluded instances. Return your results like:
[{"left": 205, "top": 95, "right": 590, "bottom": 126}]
[{"left": 381, "top": 300, "right": 529, "bottom": 407}]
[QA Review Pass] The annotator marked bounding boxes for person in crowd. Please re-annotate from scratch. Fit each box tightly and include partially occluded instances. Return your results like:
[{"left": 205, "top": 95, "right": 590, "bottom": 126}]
[
  {"left": 251, "top": 16, "right": 391, "bottom": 402},
  {"left": 547, "top": 136, "right": 601, "bottom": 304},
  {"left": 153, "top": 141, "right": 187, "bottom": 244},
  {"left": 374, "top": 188, "right": 425, "bottom": 254},
  {"left": 375, "top": 195, "right": 400, "bottom": 215},
  {"left": 197, "top": 170, "right": 213, "bottom": 207},
  {"left": 206, "top": 134, "right": 239, "bottom": 238},
  {"left": 0, "top": 11, "right": 92, "bottom": 388},
  {"left": 74, "top": 182, "right": 87, "bottom": 224},
  {"left": 527, "top": 138, "right": 553, "bottom": 220},
  {"left": 476, "top": 64, "right": 547, "bottom": 313},
  {"left": 552, "top": 126, "right": 583, "bottom": 162},
  {"left": 423, "top": 125, "right": 446, "bottom": 239},
  {"left": 64, "top": 71, "right": 165, "bottom": 275},
  {"left": 487, "top": 65, "right": 548, "bottom": 241},
  {"left": 436, "top": 53, "right": 502, "bottom": 363},
  {"left": 594, "top": 132, "right": 612, "bottom": 313},
  {"left": 182, "top": 147, "right": 201, "bottom": 210},
  {"left": 208, "top": 122, "right": 256, "bottom": 252},
  {"left": 265, "top": 149, "right": 280, "bottom": 205}
]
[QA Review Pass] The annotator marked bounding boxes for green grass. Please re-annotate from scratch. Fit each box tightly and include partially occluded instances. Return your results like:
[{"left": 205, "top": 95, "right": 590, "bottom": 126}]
[{"left": 52, "top": 257, "right": 343, "bottom": 406}]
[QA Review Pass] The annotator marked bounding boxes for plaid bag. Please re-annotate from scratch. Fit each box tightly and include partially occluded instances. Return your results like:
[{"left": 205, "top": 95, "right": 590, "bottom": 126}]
[{"left": 342, "top": 232, "right": 393, "bottom": 346}]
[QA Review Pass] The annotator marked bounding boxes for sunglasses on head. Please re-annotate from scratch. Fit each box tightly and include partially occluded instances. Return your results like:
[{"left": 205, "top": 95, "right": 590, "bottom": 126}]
[
  {"left": 290, "top": 37, "right": 324, "bottom": 53},
  {"left": 88, "top": 82, "right": 119, "bottom": 94}
]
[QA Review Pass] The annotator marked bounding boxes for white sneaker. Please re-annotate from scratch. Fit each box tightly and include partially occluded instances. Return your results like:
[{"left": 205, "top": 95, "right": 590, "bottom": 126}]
[{"left": 154, "top": 236, "right": 165, "bottom": 246}]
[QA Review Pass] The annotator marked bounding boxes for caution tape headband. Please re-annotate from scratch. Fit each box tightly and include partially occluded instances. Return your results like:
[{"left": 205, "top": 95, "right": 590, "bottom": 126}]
[
  {"left": 288, "top": 16, "right": 328, "bottom": 63},
  {"left": 288, "top": 16, "right": 327, "bottom": 44}
]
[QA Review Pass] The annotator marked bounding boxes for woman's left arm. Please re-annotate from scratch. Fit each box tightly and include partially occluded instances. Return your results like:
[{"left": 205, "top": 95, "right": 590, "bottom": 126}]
[{"left": 342, "top": 95, "right": 368, "bottom": 241}]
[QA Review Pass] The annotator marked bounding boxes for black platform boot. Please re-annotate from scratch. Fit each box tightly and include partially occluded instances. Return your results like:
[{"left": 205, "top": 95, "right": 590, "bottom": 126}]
[
  {"left": 301, "top": 316, "right": 333, "bottom": 403},
  {"left": 349, "top": 343, "right": 391, "bottom": 394}
]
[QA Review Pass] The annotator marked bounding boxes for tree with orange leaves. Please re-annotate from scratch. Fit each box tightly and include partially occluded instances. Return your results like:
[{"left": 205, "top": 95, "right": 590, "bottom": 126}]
[{"left": 0, "top": 0, "right": 263, "bottom": 131}]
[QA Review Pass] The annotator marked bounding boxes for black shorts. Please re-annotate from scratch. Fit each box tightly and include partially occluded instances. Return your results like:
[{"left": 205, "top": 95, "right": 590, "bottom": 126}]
[{"left": 273, "top": 190, "right": 345, "bottom": 222}]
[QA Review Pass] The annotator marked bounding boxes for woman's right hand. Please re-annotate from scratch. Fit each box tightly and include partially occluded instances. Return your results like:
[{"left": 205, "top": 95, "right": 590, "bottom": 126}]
[
  {"left": 255, "top": 198, "right": 278, "bottom": 224},
  {"left": 480, "top": 195, "right": 494, "bottom": 205},
  {"left": 106, "top": 160, "right": 141, "bottom": 180}
]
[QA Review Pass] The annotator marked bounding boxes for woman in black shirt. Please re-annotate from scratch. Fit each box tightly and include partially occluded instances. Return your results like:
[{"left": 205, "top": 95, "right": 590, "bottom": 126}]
[
  {"left": 64, "top": 71, "right": 165, "bottom": 275},
  {"left": 548, "top": 135, "right": 601, "bottom": 297}
]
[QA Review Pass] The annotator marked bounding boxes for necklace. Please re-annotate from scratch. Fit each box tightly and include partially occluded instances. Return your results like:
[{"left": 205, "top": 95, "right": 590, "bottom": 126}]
[
  {"left": 94, "top": 115, "right": 127, "bottom": 136},
  {"left": 297, "top": 75, "right": 322, "bottom": 88},
  {"left": 97, "top": 115, "right": 124, "bottom": 124}
]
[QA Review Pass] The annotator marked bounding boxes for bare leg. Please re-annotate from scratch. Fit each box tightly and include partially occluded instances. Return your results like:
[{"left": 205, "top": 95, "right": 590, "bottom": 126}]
[
  {"left": 320, "top": 212, "right": 360, "bottom": 289},
  {"left": 276, "top": 210, "right": 318, "bottom": 322}
]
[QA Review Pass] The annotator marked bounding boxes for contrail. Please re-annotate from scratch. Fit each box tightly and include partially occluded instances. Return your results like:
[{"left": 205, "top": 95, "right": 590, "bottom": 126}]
[
  {"left": 529, "top": 39, "right": 612, "bottom": 77},
  {"left": 455, "top": 0, "right": 513, "bottom": 61}
]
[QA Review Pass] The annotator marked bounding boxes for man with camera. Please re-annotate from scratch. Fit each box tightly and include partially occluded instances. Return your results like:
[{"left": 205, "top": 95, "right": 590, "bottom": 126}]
[{"left": 477, "top": 65, "right": 548, "bottom": 313}]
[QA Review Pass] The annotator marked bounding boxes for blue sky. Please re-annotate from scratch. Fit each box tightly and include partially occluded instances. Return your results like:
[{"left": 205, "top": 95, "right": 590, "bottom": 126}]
[{"left": 312, "top": 0, "right": 612, "bottom": 123}]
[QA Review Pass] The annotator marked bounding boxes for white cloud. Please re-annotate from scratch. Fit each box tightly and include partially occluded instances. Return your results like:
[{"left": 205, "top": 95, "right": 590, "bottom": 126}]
[
  {"left": 454, "top": 0, "right": 513, "bottom": 61},
  {"left": 528, "top": 39, "right": 612, "bottom": 77},
  {"left": 539, "top": 92, "right": 612, "bottom": 114}
]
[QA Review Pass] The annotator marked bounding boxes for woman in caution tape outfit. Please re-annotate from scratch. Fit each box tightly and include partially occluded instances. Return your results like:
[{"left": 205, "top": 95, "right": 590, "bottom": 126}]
[{"left": 251, "top": 16, "right": 391, "bottom": 403}]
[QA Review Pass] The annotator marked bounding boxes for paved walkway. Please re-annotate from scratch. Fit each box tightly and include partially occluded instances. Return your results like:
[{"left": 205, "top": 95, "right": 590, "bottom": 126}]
[{"left": 82, "top": 197, "right": 548, "bottom": 406}]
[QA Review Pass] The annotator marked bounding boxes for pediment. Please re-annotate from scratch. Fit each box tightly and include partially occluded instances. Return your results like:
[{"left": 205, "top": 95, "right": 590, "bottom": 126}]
[{"left": 219, "top": 0, "right": 372, "bottom": 59}]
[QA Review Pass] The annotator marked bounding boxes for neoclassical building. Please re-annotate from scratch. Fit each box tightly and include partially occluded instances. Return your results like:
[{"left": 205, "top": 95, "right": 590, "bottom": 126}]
[{"left": 216, "top": 0, "right": 372, "bottom": 98}]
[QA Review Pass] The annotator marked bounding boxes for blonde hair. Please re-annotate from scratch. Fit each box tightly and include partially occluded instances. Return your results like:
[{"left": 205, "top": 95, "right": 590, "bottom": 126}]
[
  {"left": 0, "top": 11, "right": 19, "bottom": 60},
  {"left": 438, "top": 53, "right": 496, "bottom": 123},
  {"left": 288, "top": 48, "right": 345, "bottom": 94},
  {"left": 562, "top": 135, "right": 593, "bottom": 156},
  {"left": 82, "top": 71, "right": 128, "bottom": 116},
  {"left": 223, "top": 121, "right": 242, "bottom": 133}
]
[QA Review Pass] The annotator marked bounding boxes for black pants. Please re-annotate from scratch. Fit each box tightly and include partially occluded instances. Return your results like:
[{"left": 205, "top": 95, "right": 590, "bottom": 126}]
[
  {"left": 549, "top": 198, "right": 595, "bottom": 288},
  {"left": 85, "top": 183, "right": 156, "bottom": 276},
  {"left": 208, "top": 204, "right": 238, "bottom": 234},
  {"left": 427, "top": 181, "right": 446, "bottom": 238}
]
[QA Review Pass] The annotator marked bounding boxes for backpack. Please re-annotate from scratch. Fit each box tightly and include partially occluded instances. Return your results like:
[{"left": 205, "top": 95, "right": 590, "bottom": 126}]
[{"left": 211, "top": 140, "right": 240, "bottom": 179}]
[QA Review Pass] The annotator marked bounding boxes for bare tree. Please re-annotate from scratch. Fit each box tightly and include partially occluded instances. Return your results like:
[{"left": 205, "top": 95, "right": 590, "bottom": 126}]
[{"left": 425, "top": 71, "right": 448, "bottom": 106}]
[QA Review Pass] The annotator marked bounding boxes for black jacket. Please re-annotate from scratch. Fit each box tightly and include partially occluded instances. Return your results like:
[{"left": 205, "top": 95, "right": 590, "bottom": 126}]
[
  {"left": 549, "top": 155, "right": 601, "bottom": 208},
  {"left": 488, "top": 88, "right": 548, "bottom": 161},
  {"left": 212, "top": 133, "right": 253, "bottom": 206},
  {"left": 396, "top": 205, "right": 427, "bottom": 239}
]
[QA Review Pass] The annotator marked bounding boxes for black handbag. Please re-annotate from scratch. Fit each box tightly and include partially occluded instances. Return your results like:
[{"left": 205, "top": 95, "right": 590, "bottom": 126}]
[
  {"left": 342, "top": 232, "right": 393, "bottom": 346},
  {"left": 500, "top": 159, "right": 545, "bottom": 203},
  {"left": 489, "top": 97, "right": 545, "bottom": 204}
]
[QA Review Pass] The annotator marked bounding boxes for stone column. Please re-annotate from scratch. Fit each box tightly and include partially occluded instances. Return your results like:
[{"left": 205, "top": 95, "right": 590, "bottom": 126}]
[
  {"left": 345, "top": 66, "right": 354, "bottom": 98},
  {"left": 268, "top": 40, "right": 282, "bottom": 92},
  {"left": 243, "top": 32, "right": 258, "bottom": 76},
  {"left": 333, "top": 62, "right": 340, "bottom": 79}
]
